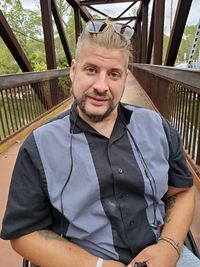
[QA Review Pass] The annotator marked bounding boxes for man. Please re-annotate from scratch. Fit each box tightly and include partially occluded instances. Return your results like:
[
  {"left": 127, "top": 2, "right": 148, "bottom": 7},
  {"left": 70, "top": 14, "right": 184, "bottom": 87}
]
[{"left": 1, "top": 20, "right": 200, "bottom": 267}]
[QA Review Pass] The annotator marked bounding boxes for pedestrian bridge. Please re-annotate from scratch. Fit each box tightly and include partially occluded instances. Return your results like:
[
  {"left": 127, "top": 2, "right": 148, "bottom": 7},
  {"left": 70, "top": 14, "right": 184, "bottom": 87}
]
[{"left": 0, "top": 1, "right": 200, "bottom": 266}]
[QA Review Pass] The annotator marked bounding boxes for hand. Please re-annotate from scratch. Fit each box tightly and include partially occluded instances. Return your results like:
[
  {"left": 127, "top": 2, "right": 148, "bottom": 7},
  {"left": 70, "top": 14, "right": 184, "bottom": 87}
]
[{"left": 127, "top": 242, "right": 179, "bottom": 267}]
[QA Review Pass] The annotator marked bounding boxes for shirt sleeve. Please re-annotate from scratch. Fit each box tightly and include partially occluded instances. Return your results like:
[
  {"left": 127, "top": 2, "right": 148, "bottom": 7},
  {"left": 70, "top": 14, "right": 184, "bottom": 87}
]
[
  {"left": 162, "top": 118, "right": 193, "bottom": 188},
  {"left": 0, "top": 133, "right": 53, "bottom": 240}
]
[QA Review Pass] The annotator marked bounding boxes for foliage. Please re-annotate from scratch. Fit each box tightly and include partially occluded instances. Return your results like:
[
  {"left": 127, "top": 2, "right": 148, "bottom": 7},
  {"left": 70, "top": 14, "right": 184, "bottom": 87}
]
[
  {"left": 163, "top": 35, "right": 170, "bottom": 63},
  {"left": 161, "top": 24, "right": 199, "bottom": 65},
  {"left": 0, "top": 39, "right": 21, "bottom": 73},
  {"left": 0, "top": 0, "right": 45, "bottom": 73},
  {"left": 177, "top": 25, "right": 200, "bottom": 63},
  {"left": 0, "top": 0, "right": 75, "bottom": 74}
]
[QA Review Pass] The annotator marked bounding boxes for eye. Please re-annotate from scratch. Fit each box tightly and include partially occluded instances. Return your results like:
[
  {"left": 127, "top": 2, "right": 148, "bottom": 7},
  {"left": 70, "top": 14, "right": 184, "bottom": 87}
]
[
  {"left": 109, "top": 71, "right": 121, "bottom": 80},
  {"left": 85, "top": 67, "right": 96, "bottom": 75}
]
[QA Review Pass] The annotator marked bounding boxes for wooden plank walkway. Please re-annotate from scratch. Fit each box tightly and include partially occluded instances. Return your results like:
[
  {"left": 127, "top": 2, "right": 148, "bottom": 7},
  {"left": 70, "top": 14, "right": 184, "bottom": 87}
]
[{"left": 0, "top": 71, "right": 199, "bottom": 266}]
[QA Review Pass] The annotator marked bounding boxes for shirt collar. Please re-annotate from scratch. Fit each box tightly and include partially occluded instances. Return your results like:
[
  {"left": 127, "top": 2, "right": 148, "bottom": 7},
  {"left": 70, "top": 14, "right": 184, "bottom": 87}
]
[{"left": 69, "top": 101, "right": 133, "bottom": 135}]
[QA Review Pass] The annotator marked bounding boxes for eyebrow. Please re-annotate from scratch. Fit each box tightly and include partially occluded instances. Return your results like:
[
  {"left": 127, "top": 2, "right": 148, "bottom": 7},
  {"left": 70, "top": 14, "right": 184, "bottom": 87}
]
[
  {"left": 109, "top": 68, "right": 123, "bottom": 73},
  {"left": 82, "top": 62, "right": 123, "bottom": 73},
  {"left": 82, "top": 63, "right": 97, "bottom": 68}
]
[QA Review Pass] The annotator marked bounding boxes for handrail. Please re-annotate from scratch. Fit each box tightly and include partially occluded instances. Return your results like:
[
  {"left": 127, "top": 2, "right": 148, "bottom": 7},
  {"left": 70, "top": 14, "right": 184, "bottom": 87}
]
[
  {"left": 130, "top": 63, "right": 200, "bottom": 93},
  {"left": 0, "top": 69, "right": 71, "bottom": 143},
  {"left": 0, "top": 69, "right": 70, "bottom": 91}
]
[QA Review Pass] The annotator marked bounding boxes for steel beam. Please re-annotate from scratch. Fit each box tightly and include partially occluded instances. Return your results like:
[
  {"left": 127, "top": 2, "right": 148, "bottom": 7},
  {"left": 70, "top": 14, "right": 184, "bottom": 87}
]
[
  {"left": 132, "top": 0, "right": 142, "bottom": 63},
  {"left": 164, "top": 0, "right": 193, "bottom": 66},
  {"left": 51, "top": 0, "right": 72, "bottom": 66},
  {"left": 74, "top": 7, "right": 82, "bottom": 43},
  {"left": 153, "top": 0, "right": 165, "bottom": 65},
  {"left": 80, "top": 0, "right": 141, "bottom": 5},
  {"left": 131, "top": 37, "right": 137, "bottom": 64},
  {"left": 146, "top": 0, "right": 155, "bottom": 64},
  {"left": 118, "top": 16, "right": 137, "bottom": 21},
  {"left": 135, "top": 20, "right": 142, "bottom": 63},
  {"left": 97, "top": 16, "right": 137, "bottom": 21},
  {"left": 40, "top": 0, "right": 57, "bottom": 70},
  {"left": 0, "top": 10, "right": 32, "bottom": 72},
  {"left": 40, "top": 0, "right": 58, "bottom": 106},
  {"left": 141, "top": 0, "right": 148, "bottom": 63},
  {"left": 116, "top": 2, "right": 136, "bottom": 19},
  {"left": 133, "top": 0, "right": 143, "bottom": 27},
  {"left": 66, "top": 0, "right": 92, "bottom": 21},
  {"left": 87, "top": 5, "right": 108, "bottom": 17}
]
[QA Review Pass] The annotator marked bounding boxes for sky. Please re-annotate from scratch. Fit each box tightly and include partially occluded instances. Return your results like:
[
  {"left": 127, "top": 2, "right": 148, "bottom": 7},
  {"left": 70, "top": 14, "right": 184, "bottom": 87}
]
[
  {"left": 164, "top": 0, "right": 200, "bottom": 34},
  {"left": 21, "top": 0, "right": 200, "bottom": 34}
]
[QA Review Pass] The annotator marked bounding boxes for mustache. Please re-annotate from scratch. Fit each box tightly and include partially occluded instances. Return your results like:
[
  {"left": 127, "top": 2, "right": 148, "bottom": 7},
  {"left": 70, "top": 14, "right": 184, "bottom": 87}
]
[{"left": 86, "top": 90, "right": 112, "bottom": 100}]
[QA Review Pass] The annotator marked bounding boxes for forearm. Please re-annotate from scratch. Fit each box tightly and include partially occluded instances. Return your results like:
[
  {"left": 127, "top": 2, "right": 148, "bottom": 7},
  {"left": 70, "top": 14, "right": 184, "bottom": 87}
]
[
  {"left": 161, "top": 186, "right": 195, "bottom": 246},
  {"left": 126, "top": 187, "right": 195, "bottom": 267},
  {"left": 10, "top": 230, "right": 125, "bottom": 267}
]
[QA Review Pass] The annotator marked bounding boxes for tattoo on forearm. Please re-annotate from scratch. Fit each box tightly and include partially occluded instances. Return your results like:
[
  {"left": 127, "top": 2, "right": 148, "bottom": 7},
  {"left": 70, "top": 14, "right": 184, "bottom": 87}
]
[
  {"left": 164, "top": 195, "right": 177, "bottom": 223},
  {"left": 38, "top": 230, "right": 69, "bottom": 243}
]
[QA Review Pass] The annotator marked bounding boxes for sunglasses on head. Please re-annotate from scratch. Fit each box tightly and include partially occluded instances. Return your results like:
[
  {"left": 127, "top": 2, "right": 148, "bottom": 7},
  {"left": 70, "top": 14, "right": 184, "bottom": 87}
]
[{"left": 86, "top": 20, "right": 134, "bottom": 39}]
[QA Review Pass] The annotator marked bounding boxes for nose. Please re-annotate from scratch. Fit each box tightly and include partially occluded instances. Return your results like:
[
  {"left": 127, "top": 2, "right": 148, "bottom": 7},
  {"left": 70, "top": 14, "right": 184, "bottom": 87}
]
[{"left": 93, "top": 72, "right": 109, "bottom": 92}]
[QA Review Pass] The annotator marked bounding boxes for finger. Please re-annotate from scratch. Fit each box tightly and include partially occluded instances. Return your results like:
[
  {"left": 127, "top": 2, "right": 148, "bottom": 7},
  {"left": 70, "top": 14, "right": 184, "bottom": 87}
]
[
  {"left": 127, "top": 262, "right": 147, "bottom": 267},
  {"left": 136, "top": 263, "right": 147, "bottom": 267}
]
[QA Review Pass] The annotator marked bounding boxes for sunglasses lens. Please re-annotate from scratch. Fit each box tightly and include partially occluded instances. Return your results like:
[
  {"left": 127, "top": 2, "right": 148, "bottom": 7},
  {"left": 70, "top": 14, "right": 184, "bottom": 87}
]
[
  {"left": 87, "top": 21, "right": 107, "bottom": 33},
  {"left": 113, "top": 23, "right": 134, "bottom": 38},
  {"left": 87, "top": 21, "right": 134, "bottom": 39}
]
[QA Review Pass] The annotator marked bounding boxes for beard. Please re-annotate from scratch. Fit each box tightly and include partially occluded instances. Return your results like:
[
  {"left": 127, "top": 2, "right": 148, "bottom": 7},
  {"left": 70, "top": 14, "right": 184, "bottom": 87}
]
[{"left": 73, "top": 89, "right": 115, "bottom": 122}]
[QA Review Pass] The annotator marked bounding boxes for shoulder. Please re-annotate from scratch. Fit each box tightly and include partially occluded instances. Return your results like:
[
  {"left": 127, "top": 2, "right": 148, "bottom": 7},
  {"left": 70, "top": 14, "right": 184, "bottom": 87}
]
[
  {"left": 122, "top": 103, "right": 160, "bottom": 117},
  {"left": 34, "top": 110, "right": 70, "bottom": 135},
  {"left": 18, "top": 109, "right": 71, "bottom": 161},
  {"left": 122, "top": 103, "right": 163, "bottom": 128},
  {"left": 35, "top": 110, "right": 70, "bottom": 131},
  {"left": 122, "top": 103, "right": 179, "bottom": 139}
]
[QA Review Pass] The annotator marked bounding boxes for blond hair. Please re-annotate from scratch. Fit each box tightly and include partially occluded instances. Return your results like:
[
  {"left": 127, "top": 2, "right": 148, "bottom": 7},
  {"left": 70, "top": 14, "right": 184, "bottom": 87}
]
[{"left": 75, "top": 20, "right": 132, "bottom": 67}]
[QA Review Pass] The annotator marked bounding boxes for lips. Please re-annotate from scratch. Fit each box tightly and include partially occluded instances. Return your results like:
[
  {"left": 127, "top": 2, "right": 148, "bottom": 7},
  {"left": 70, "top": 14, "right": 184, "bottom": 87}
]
[{"left": 88, "top": 96, "right": 108, "bottom": 106}]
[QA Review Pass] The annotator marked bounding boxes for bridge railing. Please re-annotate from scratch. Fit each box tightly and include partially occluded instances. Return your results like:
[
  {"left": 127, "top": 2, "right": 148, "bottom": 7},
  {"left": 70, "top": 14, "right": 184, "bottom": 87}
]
[
  {"left": 131, "top": 64, "right": 200, "bottom": 169},
  {"left": 0, "top": 69, "right": 71, "bottom": 144}
]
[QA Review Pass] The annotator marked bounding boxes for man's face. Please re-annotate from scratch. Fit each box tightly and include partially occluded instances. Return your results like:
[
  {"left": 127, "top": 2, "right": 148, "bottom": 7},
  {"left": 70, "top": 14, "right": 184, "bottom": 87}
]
[{"left": 70, "top": 41, "right": 128, "bottom": 123}]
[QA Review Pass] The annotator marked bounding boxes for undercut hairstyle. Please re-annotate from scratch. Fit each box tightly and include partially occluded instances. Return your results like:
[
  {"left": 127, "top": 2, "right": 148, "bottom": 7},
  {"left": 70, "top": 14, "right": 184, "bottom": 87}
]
[{"left": 75, "top": 20, "right": 132, "bottom": 67}]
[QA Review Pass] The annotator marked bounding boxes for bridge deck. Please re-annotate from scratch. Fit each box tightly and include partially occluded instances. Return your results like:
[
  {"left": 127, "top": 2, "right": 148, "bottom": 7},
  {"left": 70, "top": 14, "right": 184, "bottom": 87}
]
[{"left": 0, "top": 72, "right": 199, "bottom": 266}]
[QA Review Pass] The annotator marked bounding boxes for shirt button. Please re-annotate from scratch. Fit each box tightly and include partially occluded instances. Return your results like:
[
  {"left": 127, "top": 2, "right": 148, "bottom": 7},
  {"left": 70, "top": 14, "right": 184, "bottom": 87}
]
[{"left": 118, "top": 168, "right": 123, "bottom": 174}]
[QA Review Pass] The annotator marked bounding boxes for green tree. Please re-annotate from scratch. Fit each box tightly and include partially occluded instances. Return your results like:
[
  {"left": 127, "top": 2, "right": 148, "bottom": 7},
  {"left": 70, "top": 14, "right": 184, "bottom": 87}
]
[
  {"left": 177, "top": 25, "right": 199, "bottom": 64},
  {"left": 0, "top": 0, "right": 99, "bottom": 73},
  {"left": 0, "top": 39, "right": 20, "bottom": 73},
  {"left": 0, "top": 0, "right": 46, "bottom": 73}
]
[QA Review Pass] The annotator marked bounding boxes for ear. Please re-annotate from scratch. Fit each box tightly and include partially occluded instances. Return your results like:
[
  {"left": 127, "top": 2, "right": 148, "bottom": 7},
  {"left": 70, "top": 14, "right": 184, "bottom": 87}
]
[
  {"left": 123, "top": 69, "right": 129, "bottom": 84},
  {"left": 70, "top": 59, "right": 77, "bottom": 82},
  {"left": 126, "top": 69, "right": 130, "bottom": 78}
]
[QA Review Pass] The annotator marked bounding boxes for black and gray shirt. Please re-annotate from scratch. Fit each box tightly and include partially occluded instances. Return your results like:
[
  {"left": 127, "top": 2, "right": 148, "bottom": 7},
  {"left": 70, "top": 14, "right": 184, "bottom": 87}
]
[{"left": 1, "top": 103, "right": 193, "bottom": 264}]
